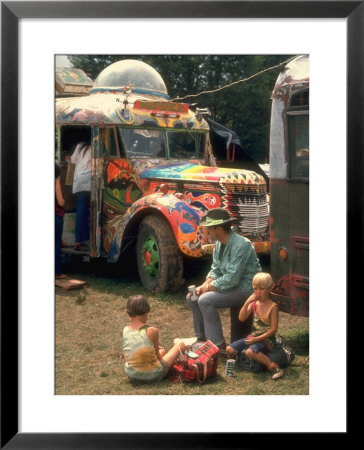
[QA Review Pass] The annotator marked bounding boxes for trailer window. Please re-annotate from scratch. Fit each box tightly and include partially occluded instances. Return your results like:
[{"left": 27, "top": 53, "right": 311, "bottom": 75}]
[{"left": 288, "top": 90, "right": 309, "bottom": 179}]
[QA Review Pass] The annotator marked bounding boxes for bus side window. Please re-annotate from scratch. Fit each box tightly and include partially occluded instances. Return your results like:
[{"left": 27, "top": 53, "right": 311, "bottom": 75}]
[{"left": 100, "top": 127, "right": 125, "bottom": 157}]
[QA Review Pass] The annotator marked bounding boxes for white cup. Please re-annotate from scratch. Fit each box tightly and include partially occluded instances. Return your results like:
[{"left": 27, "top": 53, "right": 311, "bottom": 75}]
[{"left": 188, "top": 285, "right": 198, "bottom": 301}]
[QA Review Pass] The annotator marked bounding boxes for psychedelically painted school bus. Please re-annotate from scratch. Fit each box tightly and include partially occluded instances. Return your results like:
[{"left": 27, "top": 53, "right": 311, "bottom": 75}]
[
  {"left": 56, "top": 59, "right": 270, "bottom": 293},
  {"left": 269, "top": 55, "right": 309, "bottom": 316}
]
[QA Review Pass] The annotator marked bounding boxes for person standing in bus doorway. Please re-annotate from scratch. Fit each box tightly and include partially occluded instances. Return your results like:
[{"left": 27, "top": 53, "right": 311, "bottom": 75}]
[
  {"left": 55, "top": 163, "right": 66, "bottom": 279},
  {"left": 70, "top": 135, "right": 91, "bottom": 250},
  {"left": 186, "top": 208, "right": 262, "bottom": 352}
]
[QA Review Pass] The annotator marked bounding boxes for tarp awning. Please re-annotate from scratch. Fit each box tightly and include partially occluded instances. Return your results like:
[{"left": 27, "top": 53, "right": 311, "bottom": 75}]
[{"left": 206, "top": 118, "right": 269, "bottom": 185}]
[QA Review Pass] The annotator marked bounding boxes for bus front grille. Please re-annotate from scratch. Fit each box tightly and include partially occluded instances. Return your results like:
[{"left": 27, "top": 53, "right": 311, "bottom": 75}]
[{"left": 220, "top": 182, "right": 270, "bottom": 241}]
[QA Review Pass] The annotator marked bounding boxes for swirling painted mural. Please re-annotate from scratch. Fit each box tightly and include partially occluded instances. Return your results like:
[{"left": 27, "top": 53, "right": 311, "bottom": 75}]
[{"left": 102, "top": 159, "right": 142, "bottom": 252}]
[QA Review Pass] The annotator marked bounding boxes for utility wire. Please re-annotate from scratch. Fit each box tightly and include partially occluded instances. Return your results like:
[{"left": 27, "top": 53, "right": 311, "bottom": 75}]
[{"left": 170, "top": 56, "right": 298, "bottom": 102}]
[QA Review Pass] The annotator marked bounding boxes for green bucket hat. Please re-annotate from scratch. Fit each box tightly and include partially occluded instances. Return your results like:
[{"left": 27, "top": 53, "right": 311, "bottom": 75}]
[{"left": 200, "top": 208, "right": 236, "bottom": 227}]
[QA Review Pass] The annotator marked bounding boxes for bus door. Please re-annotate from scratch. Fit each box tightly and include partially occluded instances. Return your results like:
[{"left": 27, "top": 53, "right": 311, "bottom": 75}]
[
  {"left": 96, "top": 126, "right": 142, "bottom": 259},
  {"left": 90, "top": 126, "right": 103, "bottom": 258},
  {"left": 270, "top": 89, "right": 309, "bottom": 316},
  {"left": 58, "top": 125, "right": 92, "bottom": 250},
  {"left": 286, "top": 92, "right": 309, "bottom": 302}
]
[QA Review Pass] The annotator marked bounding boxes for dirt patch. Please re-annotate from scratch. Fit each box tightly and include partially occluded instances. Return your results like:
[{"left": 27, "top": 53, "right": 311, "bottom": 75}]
[{"left": 55, "top": 270, "right": 309, "bottom": 396}]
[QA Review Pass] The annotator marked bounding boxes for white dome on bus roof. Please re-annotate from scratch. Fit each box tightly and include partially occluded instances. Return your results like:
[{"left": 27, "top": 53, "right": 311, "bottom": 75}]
[{"left": 91, "top": 59, "right": 169, "bottom": 98}]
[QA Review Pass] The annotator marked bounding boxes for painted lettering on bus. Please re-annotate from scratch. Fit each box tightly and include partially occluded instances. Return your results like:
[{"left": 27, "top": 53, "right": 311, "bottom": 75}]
[{"left": 134, "top": 100, "right": 188, "bottom": 113}]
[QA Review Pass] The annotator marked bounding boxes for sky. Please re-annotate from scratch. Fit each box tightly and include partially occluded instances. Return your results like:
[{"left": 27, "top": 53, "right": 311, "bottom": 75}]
[{"left": 55, "top": 55, "right": 72, "bottom": 67}]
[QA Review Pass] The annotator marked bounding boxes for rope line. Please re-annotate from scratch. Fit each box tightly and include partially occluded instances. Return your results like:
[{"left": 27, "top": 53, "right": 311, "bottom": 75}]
[{"left": 171, "top": 56, "right": 297, "bottom": 102}]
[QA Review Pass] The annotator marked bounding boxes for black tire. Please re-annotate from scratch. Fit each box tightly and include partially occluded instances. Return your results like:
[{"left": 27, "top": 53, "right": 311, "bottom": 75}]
[{"left": 136, "top": 215, "right": 183, "bottom": 293}]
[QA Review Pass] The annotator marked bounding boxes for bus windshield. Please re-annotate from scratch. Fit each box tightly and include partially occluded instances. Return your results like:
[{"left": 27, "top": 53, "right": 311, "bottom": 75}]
[
  {"left": 119, "top": 129, "right": 165, "bottom": 158},
  {"left": 118, "top": 128, "right": 205, "bottom": 160},
  {"left": 167, "top": 131, "right": 204, "bottom": 159}
]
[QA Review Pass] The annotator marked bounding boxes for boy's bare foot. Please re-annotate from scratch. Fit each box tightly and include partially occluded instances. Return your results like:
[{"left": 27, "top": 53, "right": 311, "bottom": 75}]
[{"left": 271, "top": 367, "right": 284, "bottom": 380}]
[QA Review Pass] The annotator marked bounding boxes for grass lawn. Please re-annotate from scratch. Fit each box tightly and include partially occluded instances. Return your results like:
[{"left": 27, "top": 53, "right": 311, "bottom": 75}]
[{"left": 55, "top": 259, "right": 309, "bottom": 396}]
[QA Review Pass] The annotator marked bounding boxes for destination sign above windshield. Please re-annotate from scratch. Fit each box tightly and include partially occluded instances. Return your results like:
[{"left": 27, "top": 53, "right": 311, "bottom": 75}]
[{"left": 134, "top": 100, "right": 189, "bottom": 114}]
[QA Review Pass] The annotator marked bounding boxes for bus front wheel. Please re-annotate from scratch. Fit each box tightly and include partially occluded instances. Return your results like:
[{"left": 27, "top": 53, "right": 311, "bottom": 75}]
[{"left": 136, "top": 215, "right": 183, "bottom": 293}]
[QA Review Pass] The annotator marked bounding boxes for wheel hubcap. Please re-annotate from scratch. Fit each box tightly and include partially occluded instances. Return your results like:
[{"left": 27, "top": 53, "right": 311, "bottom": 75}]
[{"left": 141, "top": 236, "right": 160, "bottom": 279}]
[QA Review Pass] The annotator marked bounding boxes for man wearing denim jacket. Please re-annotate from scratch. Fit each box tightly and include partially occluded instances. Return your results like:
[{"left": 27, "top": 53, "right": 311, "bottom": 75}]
[{"left": 186, "top": 208, "right": 261, "bottom": 351}]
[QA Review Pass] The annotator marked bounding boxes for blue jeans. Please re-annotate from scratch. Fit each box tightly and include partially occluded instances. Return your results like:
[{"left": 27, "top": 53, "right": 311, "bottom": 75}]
[
  {"left": 229, "top": 337, "right": 269, "bottom": 355},
  {"left": 186, "top": 287, "right": 251, "bottom": 346},
  {"left": 75, "top": 191, "right": 90, "bottom": 243},
  {"left": 55, "top": 214, "right": 63, "bottom": 275}
]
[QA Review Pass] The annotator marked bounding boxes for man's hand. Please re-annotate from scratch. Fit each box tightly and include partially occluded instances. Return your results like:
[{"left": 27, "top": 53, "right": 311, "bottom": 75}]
[
  {"left": 196, "top": 284, "right": 207, "bottom": 295},
  {"left": 196, "top": 280, "right": 217, "bottom": 295}
]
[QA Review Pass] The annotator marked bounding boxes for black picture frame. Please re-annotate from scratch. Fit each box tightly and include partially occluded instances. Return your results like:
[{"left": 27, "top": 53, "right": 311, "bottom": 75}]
[{"left": 1, "top": 1, "right": 358, "bottom": 448}]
